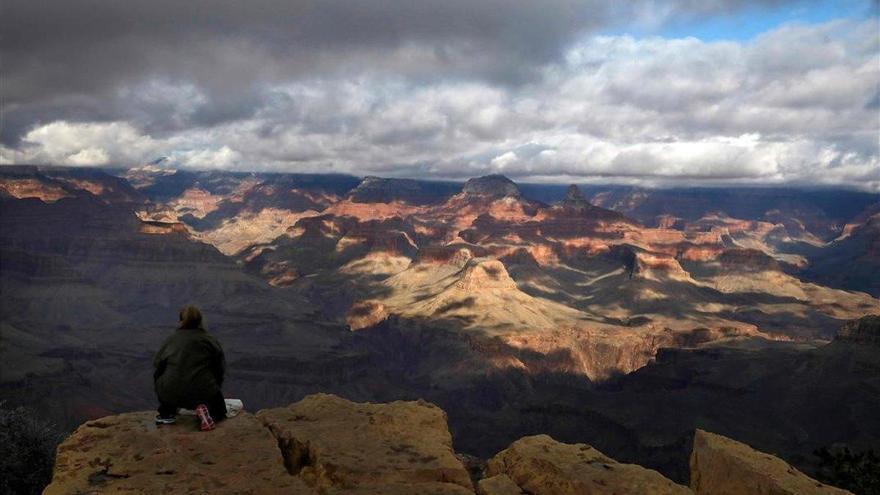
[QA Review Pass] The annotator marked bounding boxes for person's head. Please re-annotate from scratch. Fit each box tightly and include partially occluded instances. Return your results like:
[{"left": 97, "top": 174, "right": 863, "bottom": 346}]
[{"left": 178, "top": 305, "right": 203, "bottom": 330}]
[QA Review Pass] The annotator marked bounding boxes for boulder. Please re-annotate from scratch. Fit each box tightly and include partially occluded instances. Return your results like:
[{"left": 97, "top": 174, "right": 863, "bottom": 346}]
[
  {"left": 486, "top": 434, "right": 692, "bottom": 494},
  {"left": 477, "top": 474, "right": 523, "bottom": 495},
  {"left": 43, "top": 412, "right": 310, "bottom": 494},
  {"left": 690, "top": 429, "right": 852, "bottom": 495},
  {"left": 45, "top": 397, "right": 856, "bottom": 495},
  {"left": 256, "top": 393, "right": 473, "bottom": 493},
  {"left": 326, "top": 482, "right": 474, "bottom": 494}
]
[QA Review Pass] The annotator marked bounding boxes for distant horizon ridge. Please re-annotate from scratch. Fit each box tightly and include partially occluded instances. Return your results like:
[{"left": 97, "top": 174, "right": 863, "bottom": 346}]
[{"left": 2, "top": 162, "right": 877, "bottom": 193}]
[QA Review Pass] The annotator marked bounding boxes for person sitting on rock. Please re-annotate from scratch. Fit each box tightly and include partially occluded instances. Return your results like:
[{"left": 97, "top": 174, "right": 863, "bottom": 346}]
[{"left": 153, "top": 305, "right": 227, "bottom": 429}]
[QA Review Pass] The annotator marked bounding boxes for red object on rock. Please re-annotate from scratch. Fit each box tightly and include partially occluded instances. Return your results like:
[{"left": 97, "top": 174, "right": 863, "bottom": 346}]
[{"left": 196, "top": 404, "right": 215, "bottom": 431}]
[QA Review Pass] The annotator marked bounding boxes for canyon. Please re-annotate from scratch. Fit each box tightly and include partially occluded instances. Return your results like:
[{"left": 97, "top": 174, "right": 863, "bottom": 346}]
[{"left": 1, "top": 165, "right": 878, "bottom": 490}]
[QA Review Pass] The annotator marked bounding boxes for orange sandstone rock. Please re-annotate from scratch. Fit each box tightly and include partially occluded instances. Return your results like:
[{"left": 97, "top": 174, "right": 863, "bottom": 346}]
[
  {"left": 477, "top": 474, "right": 523, "bottom": 495},
  {"left": 347, "top": 299, "right": 390, "bottom": 330},
  {"left": 43, "top": 412, "right": 310, "bottom": 494},
  {"left": 0, "top": 178, "right": 71, "bottom": 202},
  {"left": 487, "top": 434, "right": 692, "bottom": 494},
  {"left": 690, "top": 429, "right": 852, "bottom": 495},
  {"left": 257, "top": 394, "right": 474, "bottom": 493}
]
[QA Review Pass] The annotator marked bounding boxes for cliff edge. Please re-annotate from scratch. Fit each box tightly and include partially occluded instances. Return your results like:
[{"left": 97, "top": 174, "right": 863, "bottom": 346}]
[
  {"left": 690, "top": 429, "right": 852, "bottom": 495},
  {"left": 44, "top": 394, "right": 850, "bottom": 494}
]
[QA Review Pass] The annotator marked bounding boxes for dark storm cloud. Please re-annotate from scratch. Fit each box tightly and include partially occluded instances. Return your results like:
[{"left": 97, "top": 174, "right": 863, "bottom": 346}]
[
  {"left": 2, "top": 1, "right": 876, "bottom": 190},
  {"left": 1, "top": 0, "right": 595, "bottom": 143},
  {"left": 2, "top": 0, "right": 796, "bottom": 145}
]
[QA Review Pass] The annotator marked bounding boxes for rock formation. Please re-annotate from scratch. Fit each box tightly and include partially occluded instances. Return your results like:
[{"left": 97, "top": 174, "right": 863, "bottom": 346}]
[
  {"left": 45, "top": 394, "right": 474, "bottom": 495},
  {"left": 486, "top": 434, "right": 693, "bottom": 494},
  {"left": 348, "top": 176, "right": 458, "bottom": 205},
  {"left": 4, "top": 168, "right": 879, "bottom": 495},
  {"left": 631, "top": 251, "right": 693, "bottom": 282},
  {"left": 138, "top": 220, "right": 190, "bottom": 235},
  {"left": 559, "top": 184, "right": 592, "bottom": 211},
  {"left": 0, "top": 166, "right": 144, "bottom": 204},
  {"left": 461, "top": 175, "right": 521, "bottom": 198},
  {"left": 257, "top": 394, "right": 473, "bottom": 493},
  {"left": 690, "top": 429, "right": 853, "bottom": 495},
  {"left": 807, "top": 212, "right": 880, "bottom": 298},
  {"left": 454, "top": 259, "right": 518, "bottom": 291},
  {"left": 476, "top": 474, "right": 522, "bottom": 495},
  {"left": 346, "top": 299, "right": 391, "bottom": 330},
  {"left": 43, "top": 411, "right": 310, "bottom": 494},
  {"left": 41, "top": 396, "right": 857, "bottom": 495}
]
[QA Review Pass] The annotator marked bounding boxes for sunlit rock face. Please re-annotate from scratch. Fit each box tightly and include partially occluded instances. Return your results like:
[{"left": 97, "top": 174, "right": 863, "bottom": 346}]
[
  {"left": 138, "top": 220, "right": 189, "bottom": 235},
  {"left": 454, "top": 259, "right": 517, "bottom": 290},
  {"left": 132, "top": 169, "right": 357, "bottom": 257},
  {"left": 4, "top": 169, "right": 876, "bottom": 364},
  {"left": 258, "top": 394, "right": 473, "bottom": 492},
  {"left": 325, "top": 198, "right": 425, "bottom": 221},
  {"left": 631, "top": 251, "right": 693, "bottom": 282},
  {"left": 1, "top": 166, "right": 144, "bottom": 204},
  {"left": 46, "top": 395, "right": 852, "bottom": 495},
  {"left": 487, "top": 434, "right": 692, "bottom": 495},
  {"left": 346, "top": 299, "right": 390, "bottom": 331},
  {"left": 43, "top": 411, "right": 308, "bottom": 495},
  {"left": 690, "top": 430, "right": 853, "bottom": 495},
  {"left": 3, "top": 168, "right": 878, "bottom": 493},
  {"left": 0, "top": 176, "right": 72, "bottom": 202},
  {"left": 192, "top": 207, "right": 320, "bottom": 256},
  {"left": 45, "top": 394, "right": 474, "bottom": 495},
  {"left": 80, "top": 169, "right": 876, "bottom": 363}
]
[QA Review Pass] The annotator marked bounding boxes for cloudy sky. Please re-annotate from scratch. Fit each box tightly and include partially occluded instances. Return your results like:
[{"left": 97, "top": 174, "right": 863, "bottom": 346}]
[{"left": 2, "top": 0, "right": 878, "bottom": 189}]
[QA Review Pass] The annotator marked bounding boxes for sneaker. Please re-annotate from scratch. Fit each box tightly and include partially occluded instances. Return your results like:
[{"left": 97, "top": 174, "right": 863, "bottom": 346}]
[
  {"left": 155, "top": 415, "right": 176, "bottom": 425},
  {"left": 195, "top": 404, "right": 215, "bottom": 431}
]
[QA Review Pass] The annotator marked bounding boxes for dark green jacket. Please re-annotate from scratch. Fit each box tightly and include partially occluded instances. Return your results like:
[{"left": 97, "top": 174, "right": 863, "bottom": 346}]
[{"left": 153, "top": 328, "right": 225, "bottom": 406}]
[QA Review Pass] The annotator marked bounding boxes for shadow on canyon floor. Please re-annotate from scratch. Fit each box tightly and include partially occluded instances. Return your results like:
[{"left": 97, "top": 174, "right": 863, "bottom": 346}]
[{"left": 2, "top": 312, "right": 878, "bottom": 486}]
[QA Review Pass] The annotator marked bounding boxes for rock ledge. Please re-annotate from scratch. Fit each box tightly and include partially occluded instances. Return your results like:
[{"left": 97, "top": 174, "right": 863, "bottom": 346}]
[{"left": 44, "top": 395, "right": 852, "bottom": 494}]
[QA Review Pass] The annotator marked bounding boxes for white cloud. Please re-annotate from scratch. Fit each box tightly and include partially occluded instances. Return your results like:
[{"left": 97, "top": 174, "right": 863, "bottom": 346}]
[
  {"left": 1, "top": 121, "right": 160, "bottom": 166},
  {"left": 67, "top": 148, "right": 110, "bottom": 165},
  {"left": 490, "top": 151, "right": 519, "bottom": 170},
  {"left": 2, "top": 19, "right": 878, "bottom": 190},
  {"left": 171, "top": 146, "right": 241, "bottom": 170}
]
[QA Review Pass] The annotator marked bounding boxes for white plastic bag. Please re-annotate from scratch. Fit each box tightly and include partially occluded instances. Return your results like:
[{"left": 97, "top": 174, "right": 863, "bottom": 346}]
[{"left": 224, "top": 398, "right": 244, "bottom": 417}]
